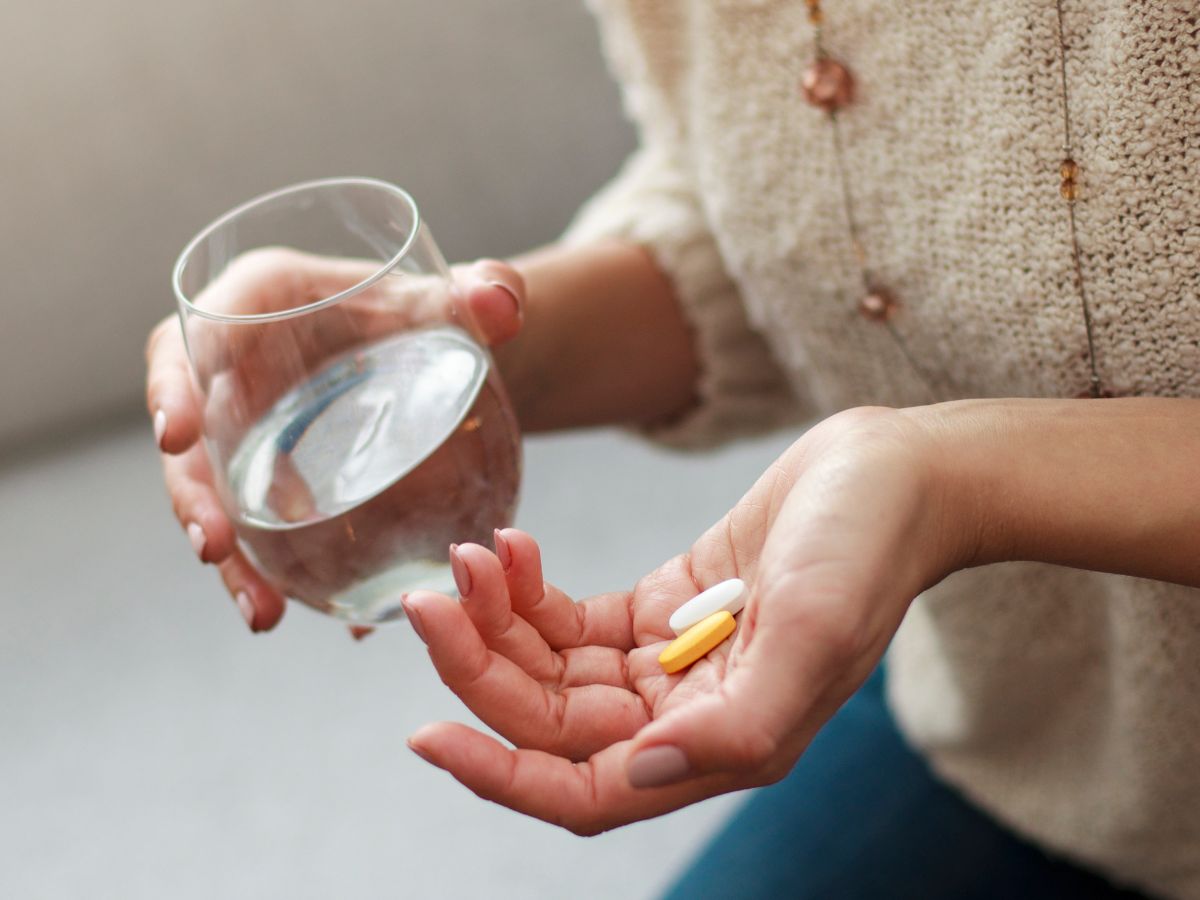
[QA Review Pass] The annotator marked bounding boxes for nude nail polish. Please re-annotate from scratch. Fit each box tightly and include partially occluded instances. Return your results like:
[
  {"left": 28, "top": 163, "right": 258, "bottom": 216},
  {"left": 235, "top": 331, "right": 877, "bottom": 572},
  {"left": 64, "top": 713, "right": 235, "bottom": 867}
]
[
  {"left": 153, "top": 409, "right": 167, "bottom": 447},
  {"left": 494, "top": 529, "right": 512, "bottom": 571},
  {"left": 235, "top": 591, "right": 256, "bottom": 631},
  {"left": 187, "top": 522, "right": 207, "bottom": 561},
  {"left": 407, "top": 739, "right": 435, "bottom": 764},
  {"left": 486, "top": 280, "right": 522, "bottom": 319},
  {"left": 449, "top": 544, "right": 471, "bottom": 597},
  {"left": 627, "top": 745, "right": 691, "bottom": 789},
  {"left": 401, "top": 595, "right": 428, "bottom": 644}
]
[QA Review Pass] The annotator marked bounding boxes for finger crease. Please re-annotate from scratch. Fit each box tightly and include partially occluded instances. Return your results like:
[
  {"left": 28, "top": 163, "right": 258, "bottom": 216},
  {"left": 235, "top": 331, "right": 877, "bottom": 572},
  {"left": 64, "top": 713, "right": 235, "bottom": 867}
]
[
  {"left": 492, "top": 610, "right": 521, "bottom": 644},
  {"left": 524, "top": 581, "right": 553, "bottom": 619},
  {"left": 723, "top": 516, "right": 745, "bottom": 581},
  {"left": 501, "top": 748, "right": 522, "bottom": 798},
  {"left": 548, "top": 687, "right": 569, "bottom": 738},
  {"left": 579, "top": 759, "right": 602, "bottom": 832},
  {"left": 574, "top": 601, "right": 589, "bottom": 646},
  {"left": 459, "top": 650, "right": 498, "bottom": 693}
]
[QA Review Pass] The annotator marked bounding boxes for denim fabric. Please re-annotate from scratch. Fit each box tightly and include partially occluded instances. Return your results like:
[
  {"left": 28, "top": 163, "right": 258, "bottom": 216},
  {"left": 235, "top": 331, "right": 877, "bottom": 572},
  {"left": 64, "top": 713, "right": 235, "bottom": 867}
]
[{"left": 663, "top": 668, "right": 1149, "bottom": 900}]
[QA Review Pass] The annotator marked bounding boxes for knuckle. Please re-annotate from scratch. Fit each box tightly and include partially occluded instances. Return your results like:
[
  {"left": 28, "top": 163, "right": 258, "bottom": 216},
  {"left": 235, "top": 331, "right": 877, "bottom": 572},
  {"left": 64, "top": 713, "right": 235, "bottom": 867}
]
[
  {"left": 561, "top": 815, "right": 604, "bottom": 838},
  {"left": 219, "top": 572, "right": 242, "bottom": 599},
  {"left": 167, "top": 484, "right": 189, "bottom": 524},
  {"left": 756, "top": 753, "right": 796, "bottom": 786},
  {"left": 473, "top": 258, "right": 525, "bottom": 296},
  {"left": 217, "top": 557, "right": 243, "bottom": 590},
  {"left": 472, "top": 257, "right": 505, "bottom": 274},
  {"left": 226, "top": 246, "right": 304, "bottom": 277},
  {"left": 145, "top": 317, "right": 174, "bottom": 366},
  {"left": 742, "top": 731, "right": 779, "bottom": 771},
  {"left": 724, "top": 720, "right": 779, "bottom": 772}
]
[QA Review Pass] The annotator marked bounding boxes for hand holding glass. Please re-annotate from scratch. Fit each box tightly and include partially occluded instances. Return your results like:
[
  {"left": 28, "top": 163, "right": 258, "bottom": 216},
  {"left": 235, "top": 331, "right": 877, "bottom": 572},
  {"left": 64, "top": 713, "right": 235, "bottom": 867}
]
[{"left": 172, "top": 178, "right": 521, "bottom": 626}]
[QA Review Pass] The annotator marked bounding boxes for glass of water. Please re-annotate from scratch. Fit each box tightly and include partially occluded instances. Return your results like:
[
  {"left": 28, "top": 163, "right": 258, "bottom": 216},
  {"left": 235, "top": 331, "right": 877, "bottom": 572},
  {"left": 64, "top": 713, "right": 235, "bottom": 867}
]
[{"left": 172, "top": 177, "right": 522, "bottom": 626}]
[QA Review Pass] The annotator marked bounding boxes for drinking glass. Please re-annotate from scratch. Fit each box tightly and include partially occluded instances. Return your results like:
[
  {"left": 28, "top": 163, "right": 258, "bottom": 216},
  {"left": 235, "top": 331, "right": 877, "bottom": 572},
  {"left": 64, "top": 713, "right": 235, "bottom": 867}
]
[{"left": 172, "top": 177, "right": 522, "bottom": 626}]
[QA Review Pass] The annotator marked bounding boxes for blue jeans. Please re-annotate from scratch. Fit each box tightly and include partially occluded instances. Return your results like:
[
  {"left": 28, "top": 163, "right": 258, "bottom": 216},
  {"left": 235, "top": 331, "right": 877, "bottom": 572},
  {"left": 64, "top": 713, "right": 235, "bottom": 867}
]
[{"left": 663, "top": 668, "right": 1149, "bottom": 900}]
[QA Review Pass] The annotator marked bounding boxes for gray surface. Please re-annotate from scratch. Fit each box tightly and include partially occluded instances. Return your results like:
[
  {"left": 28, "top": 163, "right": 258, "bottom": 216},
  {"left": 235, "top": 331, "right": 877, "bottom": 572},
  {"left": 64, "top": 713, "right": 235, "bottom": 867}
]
[
  {"left": 0, "top": 3, "right": 799, "bottom": 895},
  {"left": 0, "top": 421, "right": 797, "bottom": 900},
  {"left": 0, "top": 0, "right": 635, "bottom": 450}
]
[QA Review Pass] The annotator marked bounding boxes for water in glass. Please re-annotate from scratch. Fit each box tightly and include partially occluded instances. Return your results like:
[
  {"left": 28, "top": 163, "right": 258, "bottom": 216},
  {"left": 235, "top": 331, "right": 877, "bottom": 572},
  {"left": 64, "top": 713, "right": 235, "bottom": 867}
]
[{"left": 224, "top": 324, "right": 520, "bottom": 625}]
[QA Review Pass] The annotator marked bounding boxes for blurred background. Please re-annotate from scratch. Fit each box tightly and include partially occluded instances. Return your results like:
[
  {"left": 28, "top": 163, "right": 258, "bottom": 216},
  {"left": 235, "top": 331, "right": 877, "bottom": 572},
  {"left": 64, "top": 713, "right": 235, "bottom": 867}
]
[{"left": 0, "top": 1, "right": 794, "bottom": 897}]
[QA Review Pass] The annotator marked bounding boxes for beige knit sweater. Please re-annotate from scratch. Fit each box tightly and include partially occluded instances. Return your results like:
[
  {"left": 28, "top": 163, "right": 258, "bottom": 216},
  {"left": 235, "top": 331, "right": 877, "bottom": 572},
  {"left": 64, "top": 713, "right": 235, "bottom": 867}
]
[{"left": 562, "top": 1, "right": 1200, "bottom": 897}]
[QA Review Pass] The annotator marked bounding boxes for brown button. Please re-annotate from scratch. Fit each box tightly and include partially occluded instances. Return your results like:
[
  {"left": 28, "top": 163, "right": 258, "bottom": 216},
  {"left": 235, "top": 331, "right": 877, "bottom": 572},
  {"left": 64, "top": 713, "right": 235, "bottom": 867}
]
[
  {"left": 858, "top": 288, "right": 897, "bottom": 322},
  {"left": 802, "top": 58, "right": 854, "bottom": 112}
]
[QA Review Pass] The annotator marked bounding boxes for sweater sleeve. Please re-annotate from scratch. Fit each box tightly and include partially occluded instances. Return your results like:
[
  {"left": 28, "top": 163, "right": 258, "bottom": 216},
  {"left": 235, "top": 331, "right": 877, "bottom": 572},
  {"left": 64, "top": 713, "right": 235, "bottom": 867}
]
[{"left": 561, "top": 4, "right": 804, "bottom": 449}]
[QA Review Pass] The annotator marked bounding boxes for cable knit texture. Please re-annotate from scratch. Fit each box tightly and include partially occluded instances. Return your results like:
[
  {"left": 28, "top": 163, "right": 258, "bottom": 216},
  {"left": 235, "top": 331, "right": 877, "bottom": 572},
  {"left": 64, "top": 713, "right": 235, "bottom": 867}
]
[{"left": 567, "top": 1, "right": 1200, "bottom": 897}]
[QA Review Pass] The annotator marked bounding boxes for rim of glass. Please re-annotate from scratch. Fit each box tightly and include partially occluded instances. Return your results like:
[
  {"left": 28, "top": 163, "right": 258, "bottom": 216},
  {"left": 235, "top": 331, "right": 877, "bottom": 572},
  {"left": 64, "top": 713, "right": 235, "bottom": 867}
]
[{"left": 172, "top": 176, "right": 421, "bottom": 324}]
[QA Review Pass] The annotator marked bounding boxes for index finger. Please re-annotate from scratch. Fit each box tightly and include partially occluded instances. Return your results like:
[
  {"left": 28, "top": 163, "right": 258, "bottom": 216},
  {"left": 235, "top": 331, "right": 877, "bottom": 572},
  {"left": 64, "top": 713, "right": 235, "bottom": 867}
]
[
  {"left": 407, "top": 589, "right": 648, "bottom": 760},
  {"left": 145, "top": 314, "right": 202, "bottom": 454},
  {"left": 498, "top": 529, "right": 637, "bottom": 651}
]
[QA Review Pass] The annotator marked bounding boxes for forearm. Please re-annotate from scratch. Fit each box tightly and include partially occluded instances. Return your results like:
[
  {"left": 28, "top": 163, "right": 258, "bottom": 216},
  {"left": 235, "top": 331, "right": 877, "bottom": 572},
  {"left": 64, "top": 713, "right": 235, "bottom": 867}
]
[
  {"left": 915, "top": 398, "right": 1200, "bottom": 587},
  {"left": 495, "top": 239, "right": 699, "bottom": 433}
]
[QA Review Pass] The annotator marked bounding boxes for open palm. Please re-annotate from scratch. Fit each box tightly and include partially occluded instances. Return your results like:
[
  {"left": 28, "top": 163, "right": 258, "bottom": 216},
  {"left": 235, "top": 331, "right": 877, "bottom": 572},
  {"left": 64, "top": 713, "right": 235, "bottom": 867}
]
[
  {"left": 405, "top": 410, "right": 949, "bottom": 834},
  {"left": 404, "top": 525, "right": 759, "bottom": 833}
]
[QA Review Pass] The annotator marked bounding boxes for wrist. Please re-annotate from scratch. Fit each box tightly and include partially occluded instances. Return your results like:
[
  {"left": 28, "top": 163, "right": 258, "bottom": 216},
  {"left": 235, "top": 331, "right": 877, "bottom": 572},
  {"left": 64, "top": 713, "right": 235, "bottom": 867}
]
[
  {"left": 489, "top": 240, "right": 700, "bottom": 433},
  {"left": 902, "top": 397, "right": 1200, "bottom": 587},
  {"left": 801, "top": 405, "right": 977, "bottom": 593},
  {"left": 900, "top": 397, "right": 1089, "bottom": 575},
  {"left": 896, "top": 401, "right": 999, "bottom": 577}
]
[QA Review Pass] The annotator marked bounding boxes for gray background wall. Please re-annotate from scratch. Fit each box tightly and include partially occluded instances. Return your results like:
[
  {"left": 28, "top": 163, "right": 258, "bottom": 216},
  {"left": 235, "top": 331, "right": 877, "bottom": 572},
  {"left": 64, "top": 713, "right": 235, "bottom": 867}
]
[
  {"left": 1, "top": 424, "right": 795, "bottom": 900},
  {"left": 0, "top": 3, "right": 803, "bottom": 897},
  {"left": 0, "top": 0, "right": 635, "bottom": 451}
]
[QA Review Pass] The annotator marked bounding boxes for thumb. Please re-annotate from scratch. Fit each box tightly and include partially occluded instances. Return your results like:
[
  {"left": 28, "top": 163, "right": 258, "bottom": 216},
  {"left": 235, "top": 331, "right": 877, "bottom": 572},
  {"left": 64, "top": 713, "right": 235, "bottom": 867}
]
[
  {"left": 625, "top": 600, "right": 858, "bottom": 790},
  {"left": 453, "top": 259, "right": 524, "bottom": 346},
  {"left": 625, "top": 674, "right": 805, "bottom": 791}
]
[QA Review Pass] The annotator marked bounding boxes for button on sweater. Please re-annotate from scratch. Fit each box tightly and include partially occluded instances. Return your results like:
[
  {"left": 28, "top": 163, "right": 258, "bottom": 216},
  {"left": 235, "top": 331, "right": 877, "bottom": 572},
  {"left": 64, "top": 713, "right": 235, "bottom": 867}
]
[{"left": 563, "top": 2, "right": 1200, "bottom": 897}]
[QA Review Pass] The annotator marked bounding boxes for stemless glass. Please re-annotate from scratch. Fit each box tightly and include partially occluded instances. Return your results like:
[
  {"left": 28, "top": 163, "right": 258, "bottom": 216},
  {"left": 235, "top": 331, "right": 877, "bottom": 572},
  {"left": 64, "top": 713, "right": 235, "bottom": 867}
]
[{"left": 172, "top": 177, "right": 521, "bottom": 626}]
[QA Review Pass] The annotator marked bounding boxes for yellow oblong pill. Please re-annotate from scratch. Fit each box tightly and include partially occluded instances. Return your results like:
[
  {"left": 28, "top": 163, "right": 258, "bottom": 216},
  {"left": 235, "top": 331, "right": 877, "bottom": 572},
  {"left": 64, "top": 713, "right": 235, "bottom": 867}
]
[{"left": 658, "top": 610, "right": 737, "bottom": 675}]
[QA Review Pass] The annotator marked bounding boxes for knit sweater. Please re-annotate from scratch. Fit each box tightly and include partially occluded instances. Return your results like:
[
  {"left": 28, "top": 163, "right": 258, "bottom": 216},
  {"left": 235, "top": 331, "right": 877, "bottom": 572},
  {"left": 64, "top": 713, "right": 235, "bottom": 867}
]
[{"left": 562, "top": 2, "right": 1200, "bottom": 897}]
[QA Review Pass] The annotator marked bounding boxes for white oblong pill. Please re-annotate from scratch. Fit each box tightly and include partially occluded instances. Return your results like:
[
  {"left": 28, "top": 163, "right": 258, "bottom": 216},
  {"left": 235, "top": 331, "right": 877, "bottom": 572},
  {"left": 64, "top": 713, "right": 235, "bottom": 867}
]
[{"left": 669, "top": 578, "right": 748, "bottom": 636}]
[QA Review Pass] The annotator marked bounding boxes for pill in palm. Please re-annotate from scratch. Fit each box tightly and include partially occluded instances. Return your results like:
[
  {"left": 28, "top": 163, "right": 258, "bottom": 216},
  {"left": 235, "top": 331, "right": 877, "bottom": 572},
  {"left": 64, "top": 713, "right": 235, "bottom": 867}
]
[
  {"left": 668, "top": 578, "right": 747, "bottom": 636},
  {"left": 659, "top": 610, "right": 737, "bottom": 674}
]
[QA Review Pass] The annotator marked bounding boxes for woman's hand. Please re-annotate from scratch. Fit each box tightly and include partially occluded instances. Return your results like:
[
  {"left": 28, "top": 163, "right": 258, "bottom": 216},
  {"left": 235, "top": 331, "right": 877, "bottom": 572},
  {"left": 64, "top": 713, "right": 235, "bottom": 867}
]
[
  {"left": 145, "top": 249, "right": 525, "bottom": 632},
  {"left": 404, "top": 406, "right": 966, "bottom": 834}
]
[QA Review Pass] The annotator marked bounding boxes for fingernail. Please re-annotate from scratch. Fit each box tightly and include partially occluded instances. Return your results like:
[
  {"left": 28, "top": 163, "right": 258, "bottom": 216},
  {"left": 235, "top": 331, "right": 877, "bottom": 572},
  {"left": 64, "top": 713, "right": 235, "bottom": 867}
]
[
  {"left": 494, "top": 529, "right": 512, "bottom": 571},
  {"left": 449, "top": 544, "right": 471, "bottom": 597},
  {"left": 627, "top": 745, "right": 691, "bottom": 789},
  {"left": 187, "top": 522, "right": 207, "bottom": 561},
  {"left": 401, "top": 594, "right": 428, "bottom": 644},
  {"left": 235, "top": 591, "right": 257, "bottom": 631},
  {"left": 349, "top": 626, "right": 373, "bottom": 641},
  {"left": 153, "top": 409, "right": 167, "bottom": 447},
  {"left": 486, "top": 280, "right": 522, "bottom": 319},
  {"left": 407, "top": 739, "right": 434, "bottom": 765}
]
